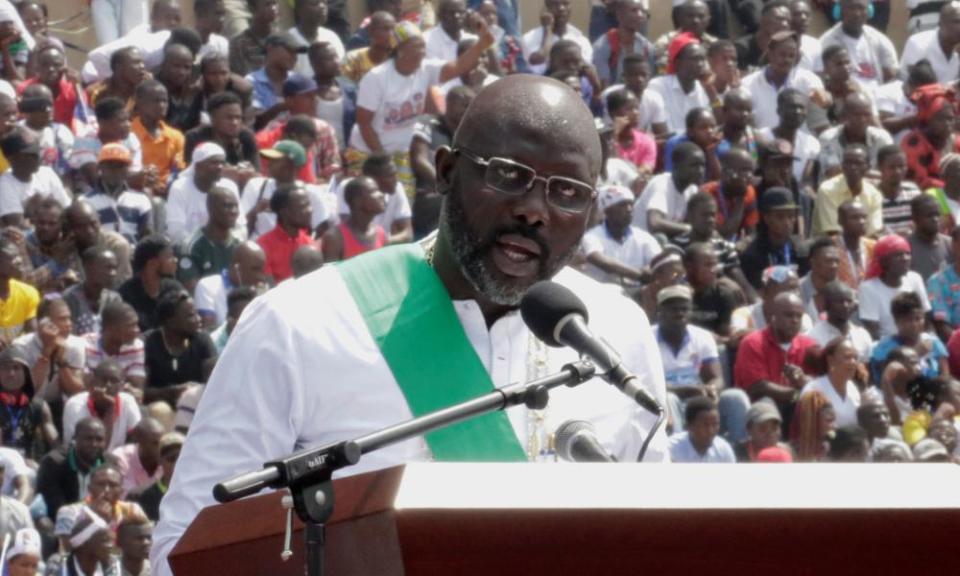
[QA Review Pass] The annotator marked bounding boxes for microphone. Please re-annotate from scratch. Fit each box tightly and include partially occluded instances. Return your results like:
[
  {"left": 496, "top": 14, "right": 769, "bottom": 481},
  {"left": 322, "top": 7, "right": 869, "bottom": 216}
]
[
  {"left": 520, "top": 281, "right": 663, "bottom": 416},
  {"left": 554, "top": 420, "right": 617, "bottom": 462}
]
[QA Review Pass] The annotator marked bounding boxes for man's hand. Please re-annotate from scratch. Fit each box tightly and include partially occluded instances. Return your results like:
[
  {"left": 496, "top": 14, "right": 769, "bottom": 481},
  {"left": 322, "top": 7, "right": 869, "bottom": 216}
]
[
  {"left": 540, "top": 9, "right": 554, "bottom": 30},
  {"left": 37, "top": 319, "right": 60, "bottom": 355},
  {"left": 783, "top": 363, "right": 807, "bottom": 389}
]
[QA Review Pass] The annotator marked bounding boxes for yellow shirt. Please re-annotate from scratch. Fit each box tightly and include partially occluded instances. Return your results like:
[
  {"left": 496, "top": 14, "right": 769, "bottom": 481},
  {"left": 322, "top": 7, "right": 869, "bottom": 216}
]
[
  {"left": 0, "top": 279, "right": 39, "bottom": 342},
  {"left": 342, "top": 48, "right": 377, "bottom": 84},
  {"left": 811, "top": 174, "right": 884, "bottom": 237}
]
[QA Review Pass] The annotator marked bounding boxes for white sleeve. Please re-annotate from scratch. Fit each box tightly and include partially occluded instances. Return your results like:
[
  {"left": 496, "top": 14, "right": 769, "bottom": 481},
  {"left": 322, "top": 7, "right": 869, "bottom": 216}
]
[
  {"left": 308, "top": 187, "right": 329, "bottom": 229},
  {"left": 581, "top": 230, "right": 603, "bottom": 256},
  {"left": 46, "top": 169, "right": 71, "bottom": 207},
  {"left": 61, "top": 398, "right": 81, "bottom": 447},
  {"left": 151, "top": 295, "right": 307, "bottom": 576},
  {"left": 122, "top": 393, "right": 142, "bottom": 436},
  {"left": 645, "top": 90, "right": 668, "bottom": 126},
  {"left": 423, "top": 59, "right": 447, "bottom": 87},
  {"left": 911, "top": 273, "right": 932, "bottom": 311},
  {"left": 899, "top": 37, "right": 919, "bottom": 77},
  {"left": 355, "top": 69, "right": 384, "bottom": 113},
  {"left": 164, "top": 182, "right": 189, "bottom": 244},
  {"left": 194, "top": 279, "right": 217, "bottom": 315},
  {"left": 392, "top": 187, "right": 412, "bottom": 220},
  {"left": 0, "top": 185, "right": 21, "bottom": 217},
  {"left": 858, "top": 283, "right": 880, "bottom": 322}
]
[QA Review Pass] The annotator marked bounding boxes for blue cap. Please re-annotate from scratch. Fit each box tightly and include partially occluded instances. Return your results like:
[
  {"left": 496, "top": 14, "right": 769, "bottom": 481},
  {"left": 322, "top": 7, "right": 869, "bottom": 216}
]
[{"left": 283, "top": 74, "right": 318, "bottom": 98}]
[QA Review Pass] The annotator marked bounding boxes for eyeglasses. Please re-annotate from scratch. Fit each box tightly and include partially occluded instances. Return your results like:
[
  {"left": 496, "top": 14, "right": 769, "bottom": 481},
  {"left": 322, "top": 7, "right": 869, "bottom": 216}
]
[{"left": 455, "top": 148, "right": 597, "bottom": 214}]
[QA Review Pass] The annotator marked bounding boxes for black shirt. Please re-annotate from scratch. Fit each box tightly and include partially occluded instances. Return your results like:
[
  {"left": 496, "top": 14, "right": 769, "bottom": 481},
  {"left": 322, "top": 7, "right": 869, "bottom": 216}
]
[
  {"left": 691, "top": 283, "right": 738, "bottom": 335},
  {"left": 183, "top": 126, "right": 259, "bottom": 167},
  {"left": 118, "top": 277, "right": 185, "bottom": 332},
  {"left": 740, "top": 235, "right": 809, "bottom": 290},
  {"left": 133, "top": 481, "right": 164, "bottom": 521},
  {"left": 143, "top": 329, "right": 218, "bottom": 389},
  {"left": 734, "top": 33, "right": 764, "bottom": 71},
  {"left": 165, "top": 92, "right": 203, "bottom": 134}
]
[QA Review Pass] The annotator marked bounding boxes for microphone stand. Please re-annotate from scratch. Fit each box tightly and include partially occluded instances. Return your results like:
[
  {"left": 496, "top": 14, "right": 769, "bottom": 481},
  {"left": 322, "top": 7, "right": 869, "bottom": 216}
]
[{"left": 213, "top": 360, "right": 597, "bottom": 576}]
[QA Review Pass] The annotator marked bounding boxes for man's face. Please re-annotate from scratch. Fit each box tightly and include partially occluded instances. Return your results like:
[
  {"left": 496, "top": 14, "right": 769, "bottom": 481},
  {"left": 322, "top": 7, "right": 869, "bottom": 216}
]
[
  {"left": 825, "top": 288, "right": 856, "bottom": 323},
  {"left": 709, "top": 45, "right": 738, "bottom": 83},
  {"left": 546, "top": 0, "right": 571, "bottom": 27},
  {"left": 841, "top": 0, "right": 869, "bottom": 31},
  {"left": 368, "top": 14, "right": 397, "bottom": 49},
  {"left": 0, "top": 100, "right": 16, "bottom": 136},
  {"left": 119, "top": 524, "right": 153, "bottom": 561},
  {"left": 284, "top": 188, "right": 314, "bottom": 230},
  {"left": 763, "top": 6, "right": 792, "bottom": 35},
  {"left": 840, "top": 204, "right": 867, "bottom": 237},
  {"left": 162, "top": 51, "right": 194, "bottom": 89},
  {"left": 153, "top": 2, "right": 182, "bottom": 29},
  {"left": 687, "top": 250, "right": 718, "bottom": 286},
  {"left": 210, "top": 192, "right": 240, "bottom": 229},
  {"left": 778, "top": 95, "right": 807, "bottom": 129},
  {"left": 790, "top": 0, "right": 811, "bottom": 34},
  {"left": 297, "top": 0, "right": 327, "bottom": 26},
  {"left": 611, "top": 95, "right": 640, "bottom": 127},
  {"left": 676, "top": 44, "right": 708, "bottom": 82},
  {"left": 88, "top": 365, "right": 122, "bottom": 405},
  {"left": 772, "top": 299, "right": 804, "bottom": 341},
  {"left": 33, "top": 206, "right": 62, "bottom": 245},
  {"left": 203, "top": 60, "right": 231, "bottom": 93},
  {"left": 37, "top": 49, "right": 65, "bottom": 86},
  {"left": 768, "top": 38, "right": 799, "bottom": 77},
  {"left": 121, "top": 313, "right": 141, "bottom": 344},
  {"left": 268, "top": 157, "right": 297, "bottom": 183},
  {"left": 118, "top": 50, "right": 147, "bottom": 86},
  {"left": 941, "top": 8, "right": 960, "bottom": 46},
  {"left": 269, "top": 44, "right": 299, "bottom": 70},
  {"left": 749, "top": 418, "right": 781, "bottom": 450},
  {"left": 138, "top": 427, "right": 163, "bottom": 464},
  {"left": 879, "top": 153, "right": 906, "bottom": 189},
  {"left": 254, "top": 0, "right": 280, "bottom": 24},
  {"left": 915, "top": 202, "right": 941, "bottom": 237},
  {"left": 621, "top": 61, "right": 649, "bottom": 96},
  {"left": 0, "top": 245, "right": 22, "bottom": 280},
  {"left": 89, "top": 252, "right": 119, "bottom": 290},
  {"left": 75, "top": 424, "right": 106, "bottom": 463},
  {"left": 171, "top": 298, "right": 202, "bottom": 336},
  {"left": 99, "top": 160, "right": 129, "bottom": 189},
  {"left": 859, "top": 403, "right": 890, "bottom": 439},
  {"left": 48, "top": 301, "right": 73, "bottom": 336},
  {"left": 0, "top": 360, "right": 23, "bottom": 393},
  {"left": 882, "top": 250, "right": 911, "bottom": 279},
  {"left": 689, "top": 114, "right": 717, "bottom": 149},
  {"left": 138, "top": 86, "right": 169, "bottom": 122},
  {"left": 288, "top": 92, "right": 319, "bottom": 116},
  {"left": 689, "top": 408, "right": 720, "bottom": 449},
  {"left": 604, "top": 200, "right": 633, "bottom": 230},
  {"left": 551, "top": 45, "right": 582, "bottom": 74},
  {"left": 675, "top": 151, "right": 707, "bottom": 188},
  {"left": 825, "top": 52, "right": 852, "bottom": 85},
  {"left": 195, "top": 157, "right": 226, "bottom": 186},
  {"left": 157, "top": 247, "right": 178, "bottom": 277},
  {"left": 845, "top": 99, "right": 872, "bottom": 135},
  {"left": 237, "top": 252, "right": 267, "bottom": 287},
  {"left": 689, "top": 200, "right": 717, "bottom": 237},
  {"left": 680, "top": 2, "right": 710, "bottom": 36},
  {"left": 440, "top": 0, "right": 466, "bottom": 35},
  {"left": 68, "top": 209, "right": 100, "bottom": 249},
  {"left": 721, "top": 153, "right": 754, "bottom": 195},
  {"left": 724, "top": 96, "right": 752, "bottom": 130},
  {"left": 369, "top": 164, "right": 399, "bottom": 196},
  {"left": 657, "top": 298, "right": 691, "bottom": 332},
  {"left": 100, "top": 109, "right": 132, "bottom": 142},
  {"left": 88, "top": 468, "right": 122, "bottom": 503},
  {"left": 841, "top": 150, "right": 868, "bottom": 185},
  {"left": 201, "top": 0, "right": 228, "bottom": 33},
  {"left": 20, "top": 3, "right": 45, "bottom": 36},
  {"left": 7, "top": 555, "right": 38, "bottom": 576},
  {"left": 10, "top": 151, "right": 40, "bottom": 178},
  {"left": 23, "top": 96, "right": 53, "bottom": 129},
  {"left": 929, "top": 419, "right": 958, "bottom": 452},
  {"left": 212, "top": 103, "right": 244, "bottom": 139},
  {"left": 309, "top": 45, "right": 341, "bottom": 78},
  {"left": 763, "top": 208, "right": 796, "bottom": 239},
  {"left": 812, "top": 247, "right": 840, "bottom": 282},
  {"left": 616, "top": 0, "right": 647, "bottom": 32}
]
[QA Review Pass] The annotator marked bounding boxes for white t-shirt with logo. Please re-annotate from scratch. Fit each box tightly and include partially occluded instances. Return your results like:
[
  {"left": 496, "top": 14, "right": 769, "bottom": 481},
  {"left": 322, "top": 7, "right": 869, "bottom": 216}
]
[{"left": 654, "top": 324, "right": 719, "bottom": 389}]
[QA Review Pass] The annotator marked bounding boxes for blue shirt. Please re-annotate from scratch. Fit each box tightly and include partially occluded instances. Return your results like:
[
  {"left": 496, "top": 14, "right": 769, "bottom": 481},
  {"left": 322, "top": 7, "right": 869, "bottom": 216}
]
[
  {"left": 669, "top": 431, "right": 736, "bottom": 463},
  {"left": 928, "top": 265, "right": 960, "bottom": 327},
  {"left": 246, "top": 68, "right": 290, "bottom": 111},
  {"left": 870, "top": 333, "right": 947, "bottom": 383}
]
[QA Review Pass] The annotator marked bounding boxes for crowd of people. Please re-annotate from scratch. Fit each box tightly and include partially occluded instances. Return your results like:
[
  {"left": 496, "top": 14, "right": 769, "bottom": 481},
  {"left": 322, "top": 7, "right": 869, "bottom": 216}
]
[{"left": 0, "top": 0, "right": 950, "bottom": 573}]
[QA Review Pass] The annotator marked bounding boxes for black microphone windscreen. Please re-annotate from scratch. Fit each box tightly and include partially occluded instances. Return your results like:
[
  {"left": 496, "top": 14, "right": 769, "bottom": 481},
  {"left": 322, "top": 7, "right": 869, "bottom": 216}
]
[{"left": 520, "top": 281, "right": 589, "bottom": 347}]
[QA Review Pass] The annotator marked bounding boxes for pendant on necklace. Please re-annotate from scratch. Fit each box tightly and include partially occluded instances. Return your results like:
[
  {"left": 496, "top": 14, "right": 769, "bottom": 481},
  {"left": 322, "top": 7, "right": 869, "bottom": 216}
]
[{"left": 172, "top": 358, "right": 178, "bottom": 372}]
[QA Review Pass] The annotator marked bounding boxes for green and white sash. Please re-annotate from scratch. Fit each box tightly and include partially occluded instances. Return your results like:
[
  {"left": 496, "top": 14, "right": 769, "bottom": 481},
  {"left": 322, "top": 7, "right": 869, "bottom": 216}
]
[{"left": 337, "top": 244, "right": 527, "bottom": 462}]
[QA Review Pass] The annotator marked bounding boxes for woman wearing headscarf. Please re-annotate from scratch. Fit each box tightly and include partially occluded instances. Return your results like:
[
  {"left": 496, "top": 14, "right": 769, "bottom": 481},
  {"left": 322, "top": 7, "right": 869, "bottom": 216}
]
[
  {"left": 47, "top": 507, "right": 120, "bottom": 576},
  {"left": 857, "top": 234, "right": 931, "bottom": 341},
  {"left": 347, "top": 19, "right": 496, "bottom": 198},
  {"left": 901, "top": 84, "right": 960, "bottom": 190}
]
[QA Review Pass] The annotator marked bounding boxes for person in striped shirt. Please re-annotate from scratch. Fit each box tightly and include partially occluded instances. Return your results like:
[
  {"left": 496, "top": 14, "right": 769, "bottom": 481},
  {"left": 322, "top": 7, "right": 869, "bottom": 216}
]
[{"left": 83, "top": 301, "right": 146, "bottom": 403}]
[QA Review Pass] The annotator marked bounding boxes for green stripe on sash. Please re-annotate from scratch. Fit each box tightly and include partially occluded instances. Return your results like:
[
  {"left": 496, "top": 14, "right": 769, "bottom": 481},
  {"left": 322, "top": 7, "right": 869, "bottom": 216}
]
[{"left": 336, "top": 244, "right": 527, "bottom": 462}]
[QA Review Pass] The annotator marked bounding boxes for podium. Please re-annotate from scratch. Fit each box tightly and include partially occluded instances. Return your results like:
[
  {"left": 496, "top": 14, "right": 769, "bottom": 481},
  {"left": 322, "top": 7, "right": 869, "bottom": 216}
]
[{"left": 170, "top": 462, "right": 960, "bottom": 575}]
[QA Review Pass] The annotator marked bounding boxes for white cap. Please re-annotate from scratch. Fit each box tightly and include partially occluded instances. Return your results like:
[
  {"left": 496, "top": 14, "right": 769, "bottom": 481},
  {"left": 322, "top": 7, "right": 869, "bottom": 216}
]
[
  {"left": 190, "top": 142, "right": 226, "bottom": 165},
  {"left": 7, "top": 528, "right": 41, "bottom": 560},
  {"left": 599, "top": 184, "right": 634, "bottom": 211}
]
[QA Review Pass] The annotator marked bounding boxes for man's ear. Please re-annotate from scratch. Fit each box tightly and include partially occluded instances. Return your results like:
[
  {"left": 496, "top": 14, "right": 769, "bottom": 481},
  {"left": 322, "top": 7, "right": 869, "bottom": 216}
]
[{"left": 435, "top": 146, "right": 455, "bottom": 196}]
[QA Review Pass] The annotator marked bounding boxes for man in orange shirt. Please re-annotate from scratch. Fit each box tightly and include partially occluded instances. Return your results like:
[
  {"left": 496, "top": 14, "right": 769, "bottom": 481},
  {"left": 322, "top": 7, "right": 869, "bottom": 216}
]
[
  {"left": 131, "top": 80, "right": 185, "bottom": 196},
  {"left": 701, "top": 146, "right": 758, "bottom": 241}
]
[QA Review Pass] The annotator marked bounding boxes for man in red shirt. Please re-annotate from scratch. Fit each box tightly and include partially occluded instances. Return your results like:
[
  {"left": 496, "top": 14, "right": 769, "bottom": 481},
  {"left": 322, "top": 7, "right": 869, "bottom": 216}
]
[
  {"left": 256, "top": 183, "right": 316, "bottom": 283},
  {"left": 734, "top": 292, "right": 819, "bottom": 410},
  {"left": 19, "top": 45, "right": 78, "bottom": 129}
]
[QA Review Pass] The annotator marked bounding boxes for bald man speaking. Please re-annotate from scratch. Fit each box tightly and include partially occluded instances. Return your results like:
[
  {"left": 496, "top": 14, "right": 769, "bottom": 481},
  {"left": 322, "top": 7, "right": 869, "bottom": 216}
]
[{"left": 151, "top": 75, "right": 668, "bottom": 574}]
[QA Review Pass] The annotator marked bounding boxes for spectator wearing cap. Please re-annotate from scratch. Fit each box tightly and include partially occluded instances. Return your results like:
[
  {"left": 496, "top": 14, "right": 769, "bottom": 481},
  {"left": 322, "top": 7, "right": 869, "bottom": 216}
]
[
  {"left": 656, "top": 284, "right": 751, "bottom": 444},
  {"left": 133, "top": 431, "right": 183, "bottom": 521},
  {"left": 806, "top": 280, "right": 873, "bottom": 363},
  {"left": 83, "top": 143, "right": 153, "bottom": 245},
  {"left": 19, "top": 45, "right": 79, "bottom": 129},
  {"left": 581, "top": 185, "right": 660, "bottom": 286},
  {"left": 740, "top": 187, "right": 805, "bottom": 290},
  {"left": 668, "top": 396, "right": 736, "bottom": 463},
  {"left": 0, "top": 345, "right": 57, "bottom": 461},
  {"left": 734, "top": 292, "right": 818, "bottom": 414},
  {"left": 646, "top": 32, "right": 714, "bottom": 134},
  {"left": 812, "top": 144, "right": 883, "bottom": 237},
  {"left": 0, "top": 126, "right": 70, "bottom": 228},
  {"left": 901, "top": 84, "right": 960, "bottom": 190},
  {"left": 700, "top": 147, "right": 758, "bottom": 241},
  {"left": 4, "top": 527, "right": 39, "bottom": 576},
  {"left": 638, "top": 248, "right": 685, "bottom": 321},
  {"left": 816, "top": 0, "right": 898, "bottom": 91},
  {"left": 900, "top": 3, "right": 960, "bottom": 85},
  {"left": 817, "top": 92, "right": 893, "bottom": 179},
  {"left": 913, "top": 436, "right": 952, "bottom": 462},
  {"left": 522, "top": 0, "right": 592, "bottom": 76},
  {"left": 165, "top": 143, "right": 244, "bottom": 244},
  {"left": 591, "top": 0, "right": 655, "bottom": 86},
  {"left": 0, "top": 237, "right": 39, "bottom": 347},
  {"left": 18, "top": 82, "right": 74, "bottom": 179},
  {"left": 288, "top": 0, "right": 346, "bottom": 78},
  {"left": 652, "top": 1, "right": 717, "bottom": 75},
  {"left": 118, "top": 235, "right": 182, "bottom": 332},
  {"left": 255, "top": 74, "right": 341, "bottom": 184},
  {"left": 732, "top": 265, "right": 813, "bottom": 338},
  {"left": 51, "top": 505, "right": 118, "bottom": 575},
  {"left": 740, "top": 30, "right": 825, "bottom": 131},
  {"left": 735, "top": 399, "right": 790, "bottom": 462},
  {"left": 69, "top": 97, "right": 146, "bottom": 193},
  {"left": 63, "top": 360, "right": 141, "bottom": 452},
  {"left": 109, "top": 417, "right": 164, "bottom": 497},
  {"left": 179, "top": 186, "right": 242, "bottom": 294},
  {"left": 755, "top": 139, "right": 800, "bottom": 214},
  {"left": 734, "top": 0, "right": 791, "bottom": 72},
  {"left": 131, "top": 80, "right": 185, "bottom": 196},
  {"left": 245, "top": 32, "right": 300, "bottom": 127},
  {"left": 227, "top": 0, "right": 279, "bottom": 77},
  {"left": 908, "top": 194, "right": 953, "bottom": 279},
  {"left": 257, "top": 183, "right": 318, "bottom": 283},
  {"left": 633, "top": 142, "right": 704, "bottom": 238},
  {"left": 758, "top": 89, "right": 821, "bottom": 196},
  {"left": 858, "top": 234, "right": 931, "bottom": 340}
]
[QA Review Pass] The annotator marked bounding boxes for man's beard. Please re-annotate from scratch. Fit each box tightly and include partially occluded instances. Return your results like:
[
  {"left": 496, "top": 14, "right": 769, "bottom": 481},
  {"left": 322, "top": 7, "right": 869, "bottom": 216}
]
[{"left": 439, "top": 190, "right": 579, "bottom": 306}]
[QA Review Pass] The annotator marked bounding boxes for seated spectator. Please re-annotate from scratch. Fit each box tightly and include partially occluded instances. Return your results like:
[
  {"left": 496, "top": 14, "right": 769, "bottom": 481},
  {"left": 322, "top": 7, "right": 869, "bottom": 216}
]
[
  {"left": 802, "top": 338, "right": 864, "bottom": 428},
  {"left": 790, "top": 389, "right": 836, "bottom": 461},
  {"left": 929, "top": 226, "right": 960, "bottom": 341},
  {"left": 834, "top": 200, "right": 874, "bottom": 289},
  {"left": 109, "top": 417, "right": 164, "bottom": 497},
  {"left": 133, "top": 431, "right": 183, "bottom": 521},
  {"left": 130, "top": 80, "right": 185, "bottom": 197},
  {"left": 53, "top": 463, "right": 145, "bottom": 545},
  {"left": 817, "top": 0, "right": 898, "bottom": 90},
  {"left": 11, "top": 296, "right": 85, "bottom": 426},
  {"left": 857, "top": 397, "right": 907, "bottom": 456},
  {"left": 83, "top": 301, "right": 146, "bottom": 394},
  {"left": 183, "top": 93, "right": 259, "bottom": 182},
  {"left": 50, "top": 507, "right": 115, "bottom": 576},
  {"left": 858, "top": 235, "right": 932, "bottom": 340},
  {"left": 195, "top": 241, "right": 267, "bottom": 330},
  {"left": 179, "top": 187, "right": 240, "bottom": 293},
  {"left": 715, "top": 89, "right": 756, "bottom": 158},
  {"left": 735, "top": 293, "right": 819, "bottom": 412},
  {"left": 593, "top": 1, "right": 656, "bottom": 85},
  {"left": 0, "top": 126, "right": 71, "bottom": 228},
  {"left": 684, "top": 242, "right": 738, "bottom": 342},
  {"left": 157, "top": 43, "right": 203, "bottom": 134},
  {"left": 3, "top": 528, "right": 40, "bottom": 576},
  {"left": 0, "top": 346, "right": 56, "bottom": 461},
  {"left": 322, "top": 177, "right": 387, "bottom": 262},
  {"left": 19, "top": 45, "right": 78, "bottom": 129},
  {"left": 18, "top": 83, "right": 73, "bottom": 179},
  {"left": 646, "top": 33, "right": 715, "bottom": 135},
  {"left": 0, "top": 237, "right": 39, "bottom": 345},
  {"left": 607, "top": 88, "right": 657, "bottom": 174},
  {"left": 913, "top": 436, "right": 953, "bottom": 461},
  {"left": 827, "top": 424, "right": 871, "bottom": 462},
  {"left": 23, "top": 198, "right": 73, "bottom": 293},
  {"left": 700, "top": 148, "right": 757, "bottom": 241},
  {"left": 69, "top": 97, "right": 144, "bottom": 193},
  {"left": 734, "top": 0, "right": 791, "bottom": 71},
  {"left": 817, "top": 93, "right": 892, "bottom": 178},
  {"left": 705, "top": 40, "right": 739, "bottom": 98},
  {"left": 165, "top": 143, "right": 243, "bottom": 244},
  {"left": 798, "top": 237, "right": 841, "bottom": 320},
  {"left": 63, "top": 200, "right": 133, "bottom": 284},
  {"left": 227, "top": 0, "right": 280, "bottom": 77},
  {"left": 638, "top": 248, "right": 685, "bottom": 320},
  {"left": 310, "top": 40, "right": 358, "bottom": 151},
  {"left": 790, "top": 0, "right": 821, "bottom": 70},
  {"left": 901, "top": 5, "right": 960, "bottom": 88},
  {"left": 257, "top": 184, "right": 318, "bottom": 283},
  {"left": 288, "top": 0, "right": 345, "bottom": 77},
  {"left": 196, "top": 53, "right": 255, "bottom": 126},
  {"left": 812, "top": 143, "right": 883, "bottom": 237},
  {"left": 873, "top": 441, "right": 913, "bottom": 462},
  {"left": 342, "top": 11, "right": 397, "bottom": 84},
  {"left": 424, "top": 0, "right": 477, "bottom": 63},
  {"left": 668, "top": 397, "right": 736, "bottom": 463},
  {"left": 193, "top": 0, "right": 230, "bottom": 60},
  {"left": 732, "top": 265, "right": 813, "bottom": 337},
  {"left": 633, "top": 142, "right": 704, "bottom": 238},
  {"left": 601, "top": 54, "right": 668, "bottom": 141},
  {"left": 927, "top": 417, "right": 959, "bottom": 460},
  {"left": 144, "top": 290, "right": 218, "bottom": 407},
  {"left": 671, "top": 192, "right": 755, "bottom": 300},
  {"left": 908, "top": 194, "right": 952, "bottom": 279},
  {"left": 870, "top": 292, "right": 948, "bottom": 383},
  {"left": 877, "top": 60, "right": 935, "bottom": 144},
  {"left": 759, "top": 89, "right": 820, "bottom": 195},
  {"left": 62, "top": 247, "right": 121, "bottom": 336},
  {"left": 83, "top": 144, "right": 152, "bottom": 245},
  {"left": 63, "top": 360, "right": 141, "bottom": 451},
  {"left": 86, "top": 47, "right": 147, "bottom": 109},
  {"left": 117, "top": 515, "right": 152, "bottom": 576},
  {"left": 37, "top": 417, "right": 106, "bottom": 521},
  {"left": 901, "top": 84, "right": 960, "bottom": 190},
  {"left": 929, "top": 153, "right": 960, "bottom": 231},
  {"left": 522, "top": 0, "right": 593, "bottom": 76},
  {"left": 210, "top": 286, "right": 258, "bottom": 352},
  {"left": 118, "top": 235, "right": 181, "bottom": 332},
  {"left": 740, "top": 187, "right": 805, "bottom": 290},
  {"left": 735, "top": 399, "right": 792, "bottom": 462},
  {"left": 806, "top": 44, "right": 872, "bottom": 135},
  {"left": 805, "top": 281, "right": 873, "bottom": 363},
  {"left": 245, "top": 32, "right": 302, "bottom": 129},
  {"left": 741, "top": 31, "right": 825, "bottom": 131},
  {"left": 755, "top": 137, "right": 800, "bottom": 205},
  {"left": 581, "top": 184, "right": 660, "bottom": 286},
  {"left": 338, "top": 153, "right": 414, "bottom": 245},
  {"left": 652, "top": 0, "right": 717, "bottom": 75},
  {"left": 543, "top": 40, "right": 603, "bottom": 117},
  {"left": 663, "top": 108, "right": 720, "bottom": 182},
  {"left": 0, "top": 94, "right": 17, "bottom": 173},
  {"left": 878, "top": 145, "right": 921, "bottom": 235}
]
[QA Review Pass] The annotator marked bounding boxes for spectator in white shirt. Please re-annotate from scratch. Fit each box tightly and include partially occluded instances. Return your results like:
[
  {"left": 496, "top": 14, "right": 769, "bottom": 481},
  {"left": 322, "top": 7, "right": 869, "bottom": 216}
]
[
  {"left": 806, "top": 281, "right": 873, "bottom": 364},
  {"left": 195, "top": 241, "right": 267, "bottom": 329},
  {"left": 740, "top": 30, "right": 824, "bottom": 131},
  {"left": 581, "top": 184, "right": 661, "bottom": 285},
  {"left": 669, "top": 396, "right": 737, "bottom": 462},
  {"left": 877, "top": 60, "right": 936, "bottom": 144},
  {"left": 900, "top": 2, "right": 960, "bottom": 85},
  {"left": 601, "top": 54, "right": 669, "bottom": 140},
  {"left": 633, "top": 141, "right": 704, "bottom": 237},
  {"left": 289, "top": 0, "right": 346, "bottom": 78},
  {"left": 0, "top": 126, "right": 70, "bottom": 228},
  {"left": 425, "top": 0, "right": 477, "bottom": 62},
  {"left": 646, "top": 33, "right": 714, "bottom": 134},
  {"left": 62, "top": 360, "right": 141, "bottom": 451},
  {"left": 801, "top": 338, "right": 863, "bottom": 429},
  {"left": 336, "top": 152, "right": 413, "bottom": 245},
  {"left": 194, "top": 0, "right": 230, "bottom": 61},
  {"left": 758, "top": 88, "right": 821, "bottom": 191},
  {"left": 165, "top": 143, "right": 242, "bottom": 244},
  {"left": 816, "top": 0, "right": 898, "bottom": 90},
  {"left": 522, "top": 0, "right": 592, "bottom": 76},
  {"left": 858, "top": 234, "right": 932, "bottom": 340},
  {"left": 91, "top": 0, "right": 149, "bottom": 45},
  {"left": 790, "top": 0, "right": 821, "bottom": 72}
]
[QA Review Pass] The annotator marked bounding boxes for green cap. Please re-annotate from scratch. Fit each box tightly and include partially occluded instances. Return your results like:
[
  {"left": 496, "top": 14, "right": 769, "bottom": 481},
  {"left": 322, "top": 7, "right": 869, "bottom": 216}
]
[{"left": 260, "top": 139, "right": 308, "bottom": 168}]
